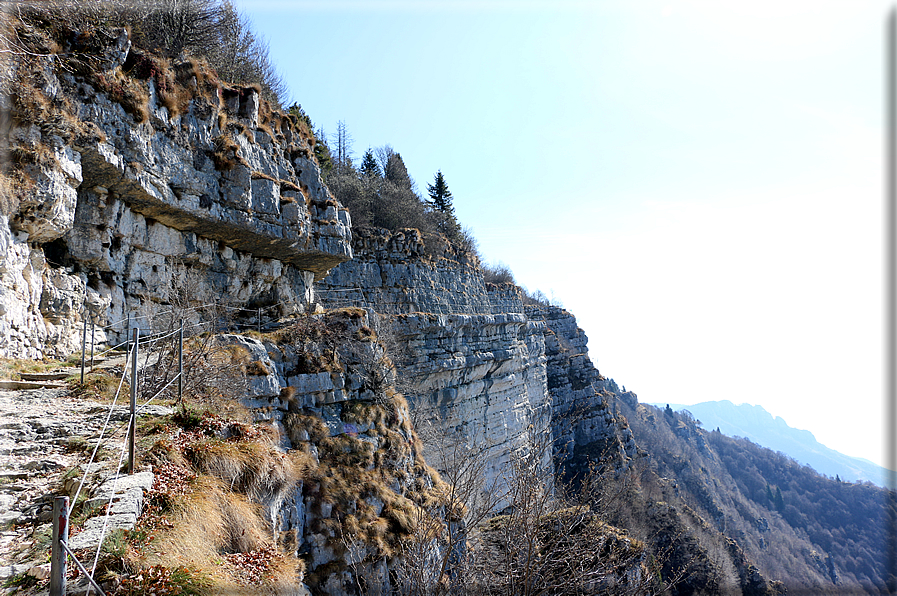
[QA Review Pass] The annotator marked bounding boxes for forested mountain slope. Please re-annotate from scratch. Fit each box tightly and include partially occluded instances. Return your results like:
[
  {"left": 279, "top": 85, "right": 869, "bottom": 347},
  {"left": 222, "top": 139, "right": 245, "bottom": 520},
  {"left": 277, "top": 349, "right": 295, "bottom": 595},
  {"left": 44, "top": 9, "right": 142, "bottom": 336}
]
[
  {"left": 617, "top": 398, "right": 896, "bottom": 595},
  {"left": 654, "top": 400, "right": 890, "bottom": 488}
]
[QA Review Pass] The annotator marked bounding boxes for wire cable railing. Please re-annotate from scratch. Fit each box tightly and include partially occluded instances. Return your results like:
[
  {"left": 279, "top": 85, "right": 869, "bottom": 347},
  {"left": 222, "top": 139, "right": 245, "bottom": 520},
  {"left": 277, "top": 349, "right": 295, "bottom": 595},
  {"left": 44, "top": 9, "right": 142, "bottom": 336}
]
[
  {"left": 50, "top": 325, "right": 184, "bottom": 596},
  {"left": 67, "top": 345, "right": 131, "bottom": 517}
]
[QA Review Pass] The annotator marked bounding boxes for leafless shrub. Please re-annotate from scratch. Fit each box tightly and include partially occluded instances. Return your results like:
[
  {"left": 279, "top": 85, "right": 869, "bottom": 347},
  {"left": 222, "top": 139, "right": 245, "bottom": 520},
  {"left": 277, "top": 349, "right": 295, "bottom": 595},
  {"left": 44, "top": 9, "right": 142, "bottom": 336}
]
[
  {"left": 482, "top": 261, "right": 515, "bottom": 285},
  {"left": 13, "top": 0, "right": 289, "bottom": 106},
  {"left": 392, "top": 405, "right": 505, "bottom": 596},
  {"left": 137, "top": 263, "right": 245, "bottom": 407}
]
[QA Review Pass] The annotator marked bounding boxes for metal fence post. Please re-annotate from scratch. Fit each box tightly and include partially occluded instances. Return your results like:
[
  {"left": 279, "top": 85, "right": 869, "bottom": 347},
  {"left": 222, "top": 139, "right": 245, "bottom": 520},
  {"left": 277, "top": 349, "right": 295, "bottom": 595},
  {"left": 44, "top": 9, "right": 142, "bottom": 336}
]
[
  {"left": 90, "top": 320, "right": 95, "bottom": 371},
  {"left": 257, "top": 307, "right": 262, "bottom": 333},
  {"left": 128, "top": 328, "right": 138, "bottom": 475},
  {"left": 125, "top": 313, "right": 130, "bottom": 357},
  {"left": 178, "top": 319, "right": 184, "bottom": 404},
  {"left": 80, "top": 313, "right": 87, "bottom": 384},
  {"left": 49, "top": 496, "right": 69, "bottom": 596}
]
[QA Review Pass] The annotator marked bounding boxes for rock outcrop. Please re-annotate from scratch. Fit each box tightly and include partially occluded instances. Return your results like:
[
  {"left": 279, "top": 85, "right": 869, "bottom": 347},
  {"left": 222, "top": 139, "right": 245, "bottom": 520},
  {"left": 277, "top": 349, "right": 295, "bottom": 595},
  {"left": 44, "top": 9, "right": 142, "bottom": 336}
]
[
  {"left": 2, "top": 25, "right": 644, "bottom": 595},
  {"left": 525, "top": 304, "right": 638, "bottom": 475},
  {"left": 1, "top": 37, "right": 351, "bottom": 358},
  {"left": 213, "top": 310, "right": 443, "bottom": 595},
  {"left": 317, "top": 228, "right": 635, "bottom": 491},
  {"left": 317, "top": 227, "right": 520, "bottom": 316}
]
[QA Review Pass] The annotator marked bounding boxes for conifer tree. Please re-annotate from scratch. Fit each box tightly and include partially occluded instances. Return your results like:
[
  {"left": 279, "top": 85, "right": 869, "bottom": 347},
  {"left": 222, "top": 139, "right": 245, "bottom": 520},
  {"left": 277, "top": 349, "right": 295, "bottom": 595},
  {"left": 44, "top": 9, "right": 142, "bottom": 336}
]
[
  {"left": 360, "top": 148, "right": 381, "bottom": 179},
  {"left": 426, "top": 170, "right": 461, "bottom": 241},
  {"left": 385, "top": 153, "right": 412, "bottom": 190},
  {"left": 313, "top": 125, "right": 332, "bottom": 174},
  {"left": 427, "top": 170, "right": 454, "bottom": 215}
]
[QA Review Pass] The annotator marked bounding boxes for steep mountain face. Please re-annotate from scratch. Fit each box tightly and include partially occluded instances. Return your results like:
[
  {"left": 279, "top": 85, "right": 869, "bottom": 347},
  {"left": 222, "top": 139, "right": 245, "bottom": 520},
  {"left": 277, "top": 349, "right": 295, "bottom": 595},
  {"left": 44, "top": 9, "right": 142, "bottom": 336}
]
[
  {"left": 525, "top": 304, "right": 638, "bottom": 475},
  {"left": 658, "top": 400, "right": 890, "bottom": 487},
  {"left": 215, "top": 310, "right": 445, "bottom": 594},
  {"left": 316, "top": 228, "right": 638, "bottom": 492},
  {"left": 1, "top": 35, "right": 351, "bottom": 358}
]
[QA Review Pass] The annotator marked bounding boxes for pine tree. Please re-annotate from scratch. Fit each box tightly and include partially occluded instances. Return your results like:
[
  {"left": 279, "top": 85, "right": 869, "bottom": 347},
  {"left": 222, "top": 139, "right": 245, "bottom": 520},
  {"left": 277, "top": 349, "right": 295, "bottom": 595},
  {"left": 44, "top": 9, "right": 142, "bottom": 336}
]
[
  {"left": 313, "top": 125, "right": 332, "bottom": 174},
  {"left": 766, "top": 483, "right": 774, "bottom": 504},
  {"left": 360, "top": 149, "right": 380, "bottom": 179},
  {"left": 425, "top": 170, "right": 461, "bottom": 241},
  {"left": 385, "top": 153, "right": 412, "bottom": 190},
  {"left": 427, "top": 170, "right": 454, "bottom": 215}
]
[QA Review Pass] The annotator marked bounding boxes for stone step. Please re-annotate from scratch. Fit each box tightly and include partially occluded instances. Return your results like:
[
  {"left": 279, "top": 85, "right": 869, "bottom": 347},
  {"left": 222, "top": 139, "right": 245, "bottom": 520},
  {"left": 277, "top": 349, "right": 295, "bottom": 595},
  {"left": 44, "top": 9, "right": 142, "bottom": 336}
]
[
  {"left": 0, "top": 380, "right": 66, "bottom": 390},
  {"left": 19, "top": 372, "right": 73, "bottom": 382}
]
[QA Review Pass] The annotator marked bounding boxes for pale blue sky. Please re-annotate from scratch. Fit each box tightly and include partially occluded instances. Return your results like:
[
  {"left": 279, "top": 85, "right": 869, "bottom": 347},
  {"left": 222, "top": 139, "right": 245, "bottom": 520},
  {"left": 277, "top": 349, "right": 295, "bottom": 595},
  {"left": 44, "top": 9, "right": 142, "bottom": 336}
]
[{"left": 236, "top": 0, "right": 889, "bottom": 468}]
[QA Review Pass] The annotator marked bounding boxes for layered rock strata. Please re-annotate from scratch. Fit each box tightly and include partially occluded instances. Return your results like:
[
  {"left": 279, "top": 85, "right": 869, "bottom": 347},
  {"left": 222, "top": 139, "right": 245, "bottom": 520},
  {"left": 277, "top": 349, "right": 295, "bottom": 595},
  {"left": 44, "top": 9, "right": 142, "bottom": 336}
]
[
  {"left": 317, "top": 227, "right": 521, "bottom": 315},
  {"left": 1, "top": 34, "right": 351, "bottom": 358},
  {"left": 212, "top": 310, "right": 442, "bottom": 595},
  {"left": 317, "top": 229, "right": 634, "bottom": 490},
  {"left": 390, "top": 312, "right": 551, "bottom": 493},
  {"left": 525, "top": 304, "right": 638, "bottom": 475}
]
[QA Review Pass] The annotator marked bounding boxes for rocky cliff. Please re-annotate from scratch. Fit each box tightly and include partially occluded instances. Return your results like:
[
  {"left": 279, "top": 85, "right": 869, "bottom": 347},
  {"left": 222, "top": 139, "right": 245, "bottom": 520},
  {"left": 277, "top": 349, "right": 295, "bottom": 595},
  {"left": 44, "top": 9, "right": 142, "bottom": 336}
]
[
  {"left": 1, "top": 22, "right": 634, "bottom": 501},
  {"left": 1, "top": 23, "right": 684, "bottom": 595},
  {"left": 317, "top": 228, "right": 637, "bottom": 491},
  {"left": 213, "top": 309, "right": 444, "bottom": 594},
  {"left": 1, "top": 34, "right": 351, "bottom": 358}
]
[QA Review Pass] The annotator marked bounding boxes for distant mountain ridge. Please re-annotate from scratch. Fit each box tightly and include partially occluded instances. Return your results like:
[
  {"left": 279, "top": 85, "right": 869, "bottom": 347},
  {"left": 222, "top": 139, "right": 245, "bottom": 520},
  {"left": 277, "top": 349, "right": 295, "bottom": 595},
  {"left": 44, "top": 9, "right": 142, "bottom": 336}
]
[{"left": 648, "top": 400, "right": 892, "bottom": 488}]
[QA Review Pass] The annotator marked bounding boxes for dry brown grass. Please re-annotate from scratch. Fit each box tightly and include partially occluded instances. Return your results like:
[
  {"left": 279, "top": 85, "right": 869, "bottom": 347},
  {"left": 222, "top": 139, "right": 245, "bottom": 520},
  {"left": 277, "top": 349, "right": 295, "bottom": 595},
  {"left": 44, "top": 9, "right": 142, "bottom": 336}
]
[
  {"left": 283, "top": 412, "right": 331, "bottom": 444},
  {"left": 250, "top": 170, "right": 277, "bottom": 182},
  {"left": 144, "top": 476, "right": 304, "bottom": 592},
  {"left": 185, "top": 437, "right": 307, "bottom": 507},
  {"left": 66, "top": 370, "right": 129, "bottom": 403},
  {"left": 211, "top": 134, "right": 243, "bottom": 171},
  {"left": 0, "top": 356, "right": 67, "bottom": 380},
  {"left": 244, "top": 360, "right": 270, "bottom": 376},
  {"left": 279, "top": 179, "right": 301, "bottom": 193},
  {"left": 92, "top": 69, "right": 150, "bottom": 123},
  {"left": 121, "top": 408, "right": 311, "bottom": 593}
]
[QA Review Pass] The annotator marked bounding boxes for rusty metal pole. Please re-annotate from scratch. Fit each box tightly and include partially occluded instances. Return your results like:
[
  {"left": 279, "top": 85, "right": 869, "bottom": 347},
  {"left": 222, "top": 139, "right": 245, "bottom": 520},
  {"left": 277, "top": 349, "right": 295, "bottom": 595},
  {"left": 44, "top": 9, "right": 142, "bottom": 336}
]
[
  {"left": 128, "top": 328, "right": 138, "bottom": 475},
  {"left": 49, "top": 496, "right": 69, "bottom": 596}
]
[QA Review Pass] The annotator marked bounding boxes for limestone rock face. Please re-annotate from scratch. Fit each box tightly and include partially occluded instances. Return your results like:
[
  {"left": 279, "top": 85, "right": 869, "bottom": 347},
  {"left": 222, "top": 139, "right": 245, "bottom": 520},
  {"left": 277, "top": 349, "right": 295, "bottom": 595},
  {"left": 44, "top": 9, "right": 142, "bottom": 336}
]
[
  {"left": 316, "top": 228, "right": 631, "bottom": 492},
  {"left": 218, "top": 311, "right": 434, "bottom": 596},
  {"left": 1, "top": 35, "right": 352, "bottom": 357},
  {"left": 317, "top": 227, "right": 520, "bottom": 316},
  {"left": 392, "top": 312, "right": 551, "bottom": 494},
  {"left": 525, "top": 305, "right": 638, "bottom": 474}
]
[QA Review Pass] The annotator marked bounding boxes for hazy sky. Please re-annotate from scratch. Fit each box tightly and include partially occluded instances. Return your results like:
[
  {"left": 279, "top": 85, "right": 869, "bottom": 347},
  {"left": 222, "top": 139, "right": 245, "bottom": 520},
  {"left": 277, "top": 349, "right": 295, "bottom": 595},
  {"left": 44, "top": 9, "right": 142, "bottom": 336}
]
[{"left": 235, "top": 0, "right": 889, "bottom": 468}]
